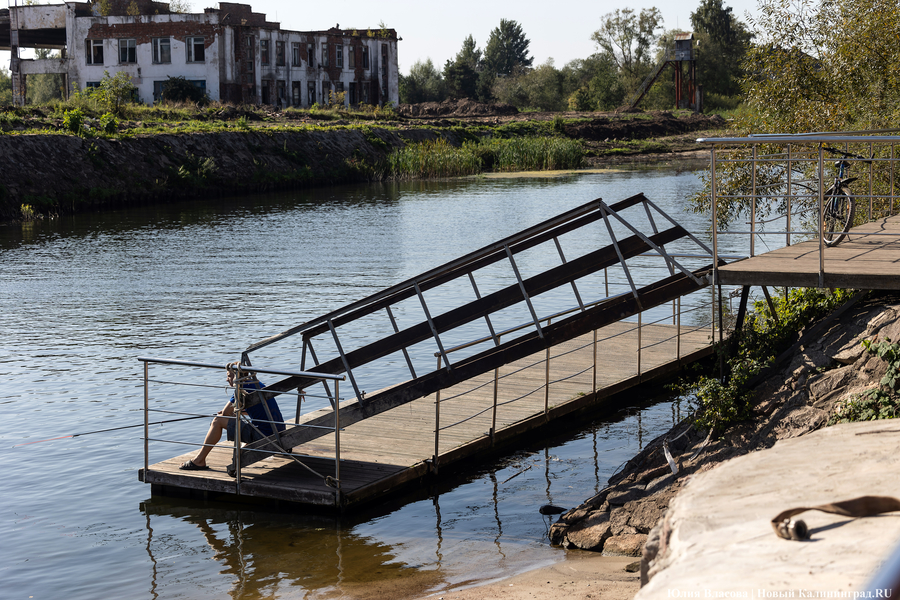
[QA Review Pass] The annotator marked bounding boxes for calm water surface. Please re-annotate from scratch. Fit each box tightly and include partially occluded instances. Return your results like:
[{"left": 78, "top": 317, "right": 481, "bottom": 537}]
[{"left": 1, "top": 167, "right": 735, "bottom": 599}]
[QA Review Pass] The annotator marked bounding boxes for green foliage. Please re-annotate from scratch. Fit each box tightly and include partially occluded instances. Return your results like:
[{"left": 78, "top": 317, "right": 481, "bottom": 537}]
[
  {"left": 829, "top": 338, "right": 900, "bottom": 424},
  {"left": 743, "top": 0, "right": 900, "bottom": 133},
  {"left": 99, "top": 112, "right": 118, "bottom": 134},
  {"left": 443, "top": 34, "right": 482, "bottom": 99},
  {"left": 172, "top": 152, "right": 217, "bottom": 187},
  {"left": 592, "top": 8, "right": 663, "bottom": 78},
  {"left": 236, "top": 115, "right": 250, "bottom": 129},
  {"left": 492, "top": 59, "right": 565, "bottom": 111},
  {"left": 63, "top": 108, "right": 85, "bottom": 134},
  {"left": 388, "top": 136, "right": 584, "bottom": 179},
  {"left": 689, "top": 0, "right": 900, "bottom": 228},
  {"left": 388, "top": 138, "right": 481, "bottom": 179},
  {"left": 24, "top": 50, "right": 66, "bottom": 105},
  {"left": 483, "top": 19, "right": 533, "bottom": 78},
  {"left": 691, "top": 0, "right": 753, "bottom": 98},
  {"left": 400, "top": 58, "right": 447, "bottom": 104},
  {"left": 94, "top": 71, "right": 137, "bottom": 115},
  {"left": 0, "top": 67, "right": 12, "bottom": 105},
  {"left": 674, "top": 287, "right": 854, "bottom": 434},
  {"left": 160, "top": 76, "right": 207, "bottom": 104}
]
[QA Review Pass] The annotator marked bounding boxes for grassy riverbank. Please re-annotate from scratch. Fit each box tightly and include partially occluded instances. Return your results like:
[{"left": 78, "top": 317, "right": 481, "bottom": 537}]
[{"left": 0, "top": 99, "right": 728, "bottom": 223}]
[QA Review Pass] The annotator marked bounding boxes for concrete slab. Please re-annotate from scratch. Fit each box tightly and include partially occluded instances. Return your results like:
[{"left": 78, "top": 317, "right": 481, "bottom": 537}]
[{"left": 638, "top": 420, "right": 900, "bottom": 599}]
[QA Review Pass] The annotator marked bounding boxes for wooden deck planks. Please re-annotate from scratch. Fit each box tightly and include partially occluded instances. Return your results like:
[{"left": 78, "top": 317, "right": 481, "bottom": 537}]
[
  {"left": 718, "top": 215, "right": 900, "bottom": 289},
  {"left": 143, "top": 320, "right": 711, "bottom": 508}
]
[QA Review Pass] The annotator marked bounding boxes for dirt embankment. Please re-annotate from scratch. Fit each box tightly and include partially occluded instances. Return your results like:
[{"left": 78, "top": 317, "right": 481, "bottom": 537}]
[
  {"left": 0, "top": 99, "right": 727, "bottom": 222},
  {"left": 549, "top": 291, "right": 900, "bottom": 559}
]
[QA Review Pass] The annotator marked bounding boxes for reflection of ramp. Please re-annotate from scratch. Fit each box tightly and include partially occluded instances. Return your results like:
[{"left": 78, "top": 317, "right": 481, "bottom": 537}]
[{"left": 236, "top": 193, "right": 720, "bottom": 471}]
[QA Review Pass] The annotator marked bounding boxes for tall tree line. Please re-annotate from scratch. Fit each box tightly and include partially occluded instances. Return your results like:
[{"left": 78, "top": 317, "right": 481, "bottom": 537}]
[{"left": 399, "top": 0, "right": 752, "bottom": 112}]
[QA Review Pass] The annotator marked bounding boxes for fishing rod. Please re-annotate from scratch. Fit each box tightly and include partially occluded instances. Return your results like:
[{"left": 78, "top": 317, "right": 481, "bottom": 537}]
[{"left": 12, "top": 414, "right": 211, "bottom": 447}]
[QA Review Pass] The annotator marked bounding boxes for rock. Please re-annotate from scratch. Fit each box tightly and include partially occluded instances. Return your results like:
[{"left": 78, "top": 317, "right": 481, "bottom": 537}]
[
  {"left": 564, "top": 511, "right": 612, "bottom": 551},
  {"left": 625, "top": 560, "right": 642, "bottom": 573},
  {"left": 607, "top": 484, "right": 646, "bottom": 506},
  {"left": 602, "top": 533, "right": 648, "bottom": 557},
  {"left": 833, "top": 340, "right": 866, "bottom": 364}
]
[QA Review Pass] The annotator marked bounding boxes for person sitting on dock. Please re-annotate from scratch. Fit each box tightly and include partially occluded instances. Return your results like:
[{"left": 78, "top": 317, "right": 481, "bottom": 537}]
[{"left": 180, "top": 364, "right": 286, "bottom": 471}]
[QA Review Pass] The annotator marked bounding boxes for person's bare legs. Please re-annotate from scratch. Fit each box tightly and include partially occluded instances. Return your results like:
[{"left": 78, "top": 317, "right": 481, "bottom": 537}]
[{"left": 190, "top": 401, "right": 234, "bottom": 467}]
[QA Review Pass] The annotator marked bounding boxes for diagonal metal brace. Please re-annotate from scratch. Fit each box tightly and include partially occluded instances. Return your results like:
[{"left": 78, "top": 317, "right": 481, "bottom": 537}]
[
  {"left": 414, "top": 281, "right": 453, "bottom": 371},
  {"left": 327, "top": 319, "right": 366, "bottom": 403},
  {"left": 600, "top": 199, "right": 706, "bottom": 287},
  {"left": 505, "top": 244, "right": 544, "bottom": 339},
  {"left": 599, "top": 203, "right": 643, "bottom": 310}
]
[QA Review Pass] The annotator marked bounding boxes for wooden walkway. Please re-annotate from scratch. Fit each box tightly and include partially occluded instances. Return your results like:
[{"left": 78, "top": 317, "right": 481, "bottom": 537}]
[
  {"left": 718, "top": 215, "right": 900, "bottom": 289},
  {"left": 142, "top": 320, "right": 713, "bottom": 509}
]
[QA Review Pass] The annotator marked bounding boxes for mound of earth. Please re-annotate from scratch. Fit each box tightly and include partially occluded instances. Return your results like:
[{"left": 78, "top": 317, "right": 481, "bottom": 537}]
[
  {"left": 396, "top": 98, "right": 519, "bottom": 118},
  {"left": 564, "top": 112, "right": 727, "bottom": 141},
  {"left": 549, "top": 290, "right": 900, "bottom": 558}
]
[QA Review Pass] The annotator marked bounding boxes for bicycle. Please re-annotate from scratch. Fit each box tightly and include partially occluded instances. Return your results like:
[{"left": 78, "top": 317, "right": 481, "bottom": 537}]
[{"left": 819, "top": 146, "right": 870, "bottom": 247}]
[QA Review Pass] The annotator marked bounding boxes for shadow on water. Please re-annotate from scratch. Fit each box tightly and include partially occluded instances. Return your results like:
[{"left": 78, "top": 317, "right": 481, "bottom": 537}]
[{"left": 138, "top": 385, "right": 686, "bottom": 600}]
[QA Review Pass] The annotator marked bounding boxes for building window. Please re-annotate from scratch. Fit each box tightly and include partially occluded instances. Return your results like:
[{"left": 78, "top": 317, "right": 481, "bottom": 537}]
[
  {"left": 276, "top": 41, "right": 285, "bottom": 66},
  {"left": 119, "top": 38, "right": 136, "bottom": 64},
  {"left": 349, "top": 47, "right": 355, "bottom": 69},
  {"left": 307, "top": 81, "right": 315, "bottom": 106},
  {"left": 361, "top": 81, "right": 369, "bottom": 103},
  {"left": 86, "top": 39, "right": 103, "bottom": 65},
  {"left": 321, "top": 45, "right": 329, "bottom": 68},
  {"left": 349, "top": 81, "right": 357, "bottom": 104},
  {"left": 244, "top": 36, "right": 254, "bottom": 71},
  {"left": 307, "top": 43, "right": 314, "bottom": 67},
  {"left": 152, "top": 37, "right": 171, "bottom": 64},
  {"left": 336, "top": 45, "right": 343, "bottom": 69},
  {"left": 291, "top": 42, "right": 301, "bottom": 67},
  {"left": 292, "top": 81, "right": 301, "bottom": 106},
  {"left": 261, "top": 40, "right": 270, "bottom": 66},
  {"left": 262, "top": 80, "right": 271, "bottom": 104},
  {"left": 187, "top": 37, "right": 205, "bottom": 63},
  {"left": 276, "top": 79, "right": 285, "bottom": 104},
  {"left": 362, "top": 46, "right": 369, "bottom": 70},
  {"left": 85, "top": 81, "right": 101, "bottom": 89}
]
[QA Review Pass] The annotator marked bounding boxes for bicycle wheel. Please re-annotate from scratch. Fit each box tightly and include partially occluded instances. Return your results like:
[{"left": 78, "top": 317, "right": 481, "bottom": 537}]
[{"left": 822, "top": 188, "right": 855, "bottom": 247}]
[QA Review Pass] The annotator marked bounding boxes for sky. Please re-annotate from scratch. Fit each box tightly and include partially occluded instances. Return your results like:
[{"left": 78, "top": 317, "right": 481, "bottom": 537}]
[{"left": 3, "top": 0, "right": 760, "bottom": 74}]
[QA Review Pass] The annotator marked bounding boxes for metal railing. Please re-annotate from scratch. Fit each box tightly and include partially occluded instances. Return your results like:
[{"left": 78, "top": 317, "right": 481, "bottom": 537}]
[
  {"left": 698, "top": 132, "right": 900, "bottom": 288},
  {"left": 139, "top": 357, "right": 345, "bottom": 502},
  {"left": 426, "top": 265, "right": 721, "bottom": 470}
]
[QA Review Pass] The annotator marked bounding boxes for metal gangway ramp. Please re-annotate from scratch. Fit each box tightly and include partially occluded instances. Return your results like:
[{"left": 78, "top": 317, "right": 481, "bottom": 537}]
[{"left": 140, "top": 193, "right": 722, "bottom": 509}]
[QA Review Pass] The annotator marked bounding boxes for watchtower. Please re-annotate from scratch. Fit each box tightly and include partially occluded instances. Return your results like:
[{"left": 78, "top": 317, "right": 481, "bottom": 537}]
[{"left": 622, "top": 32, "right": 700, "bottom": 112}]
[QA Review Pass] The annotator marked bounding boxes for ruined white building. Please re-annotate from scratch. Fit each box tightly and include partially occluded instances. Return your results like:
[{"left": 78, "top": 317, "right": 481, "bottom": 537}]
[{"left": 0, "top": 0, "right": 400, "bottom": 107}]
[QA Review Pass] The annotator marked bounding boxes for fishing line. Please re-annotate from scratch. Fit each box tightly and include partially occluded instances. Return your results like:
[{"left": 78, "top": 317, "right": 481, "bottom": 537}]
[{"left": 12, "top": 414, "right": 211, "bottom": 447}]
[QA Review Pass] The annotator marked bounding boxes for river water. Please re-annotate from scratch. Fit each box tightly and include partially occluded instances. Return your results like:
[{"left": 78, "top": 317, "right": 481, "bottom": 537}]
[{"left": 1, "top": 165, "right": 741, "bottom": 599}]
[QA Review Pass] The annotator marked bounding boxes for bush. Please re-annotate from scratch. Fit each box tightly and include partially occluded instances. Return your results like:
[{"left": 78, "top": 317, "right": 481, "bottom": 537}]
[
  {"left": 99, "top": 112, "right": 118, "bottom": 133},
  {"left": 63, "top": 108, "right": 84, "bottom": 134},
  {"left": 160, "top": 76, "right": 208, "bottom": 104}
]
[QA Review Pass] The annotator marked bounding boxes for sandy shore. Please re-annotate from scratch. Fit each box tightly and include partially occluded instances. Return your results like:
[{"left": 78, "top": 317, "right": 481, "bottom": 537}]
[{"left": 420, "top": 552, "right": 640, "bottom": 600}]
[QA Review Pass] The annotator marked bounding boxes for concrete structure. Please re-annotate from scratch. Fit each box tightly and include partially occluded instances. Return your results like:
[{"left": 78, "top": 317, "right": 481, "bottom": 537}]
[
  {"left": 0, "top": 0, "right": 399, "bottom": 107},
  {"left": 639, "top": 420, "right": 900, "bottom": 597}
]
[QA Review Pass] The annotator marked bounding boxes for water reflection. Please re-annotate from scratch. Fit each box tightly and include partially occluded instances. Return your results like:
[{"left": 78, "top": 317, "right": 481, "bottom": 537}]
[{"left": 137, "top": 393, "right": 674, "bottom": 600}]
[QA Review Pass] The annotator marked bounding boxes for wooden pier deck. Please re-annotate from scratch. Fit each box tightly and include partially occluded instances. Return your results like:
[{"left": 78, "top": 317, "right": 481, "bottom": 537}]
[
  {"left": 142, "top": 320, "right": 713, "bottom": 509},
  {"left": 718, "top": 215, "right": 900, "bottom": 289}
]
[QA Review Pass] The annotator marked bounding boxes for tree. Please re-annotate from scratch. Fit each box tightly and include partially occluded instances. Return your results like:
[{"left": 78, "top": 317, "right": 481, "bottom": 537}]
[
  {"left": 1, "top": 67, "right": 14, "bottom": 105},
  {"left": 95, "top": 70, "right": 137, "bottom": 114},
  {"left": 690, "top": 0, "right": 753, "bottom": 99},
  {"left": 743, "top": 0, "right": 900, "bottom": 133},
  {"left": 161, "top": 76, "right": 207, "bottom": 104},
  {"left": 444, "top": 35, "right": 482, "bottom": 99},
  {"left": 483, "top": 19, "right": 533, "bottom": 77},
  {"left": 399, "top": 58, "right": 446, "bottom": 104},
  {"left": 591, "top": 8, "right": 663, "bottom": 79},
  {"left": 690, "top": 0, "right": 900, "bottom": 226},
  {"left": 25, "top": 49, "right": 66, "bottom": 105}
]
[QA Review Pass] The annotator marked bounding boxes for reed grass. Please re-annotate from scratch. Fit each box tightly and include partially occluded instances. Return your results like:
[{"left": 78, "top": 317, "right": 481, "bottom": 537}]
[
  {"left": 388, "top": 138, "right": 482, "bottom": 179},
  {"left": 389, "top": 137, "right": 584, "bottom": 179}
]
